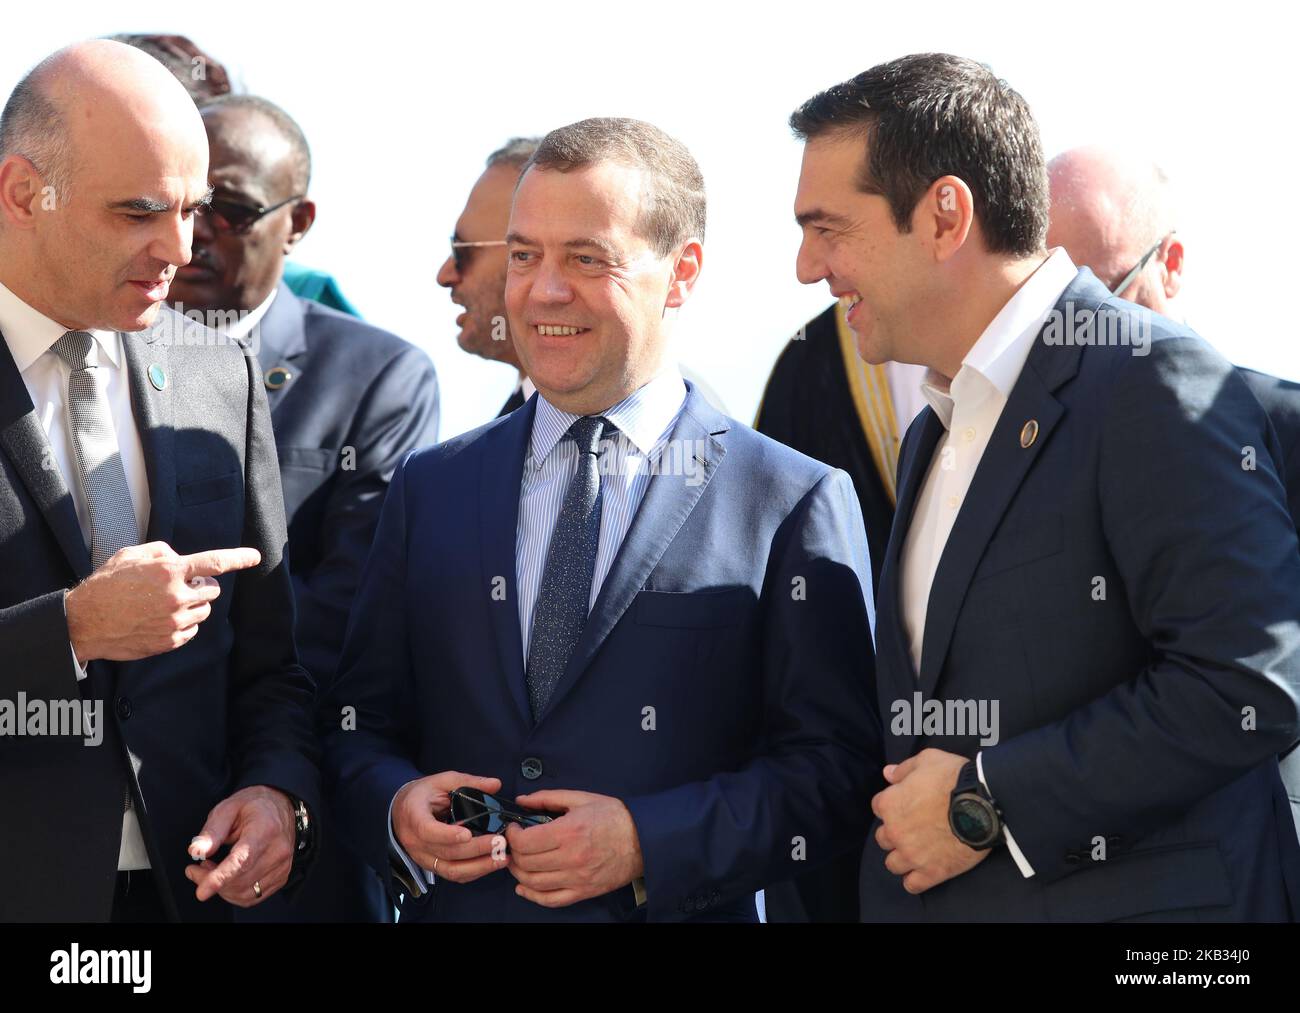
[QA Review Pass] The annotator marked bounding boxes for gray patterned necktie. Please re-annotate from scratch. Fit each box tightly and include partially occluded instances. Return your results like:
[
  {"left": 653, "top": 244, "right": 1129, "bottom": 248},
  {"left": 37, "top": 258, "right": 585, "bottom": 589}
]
[
  {"left": 526, "top": 415, "right": 609, "bottom": 721},
  {"left": 50, "top": 331, "right": 140, "bottom": 570}
]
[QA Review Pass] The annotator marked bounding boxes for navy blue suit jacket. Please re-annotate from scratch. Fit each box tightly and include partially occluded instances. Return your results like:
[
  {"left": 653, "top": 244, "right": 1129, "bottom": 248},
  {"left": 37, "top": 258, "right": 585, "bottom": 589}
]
[
  {"left": 323, "top": 383, "right": 881, "bottom": 921},
  {"left": 864, "top": 270, "right": 1300, "bottom": 922}
]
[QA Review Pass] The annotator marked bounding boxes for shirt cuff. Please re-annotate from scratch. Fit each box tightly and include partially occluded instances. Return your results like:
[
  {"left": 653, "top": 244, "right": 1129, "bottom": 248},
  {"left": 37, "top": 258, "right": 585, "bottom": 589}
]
[
  {"left": 977, "top": 751, "right": 1035, "bottom": 878},
  {"left": 388, "top": 781, "right": 433, "bottom": 897},
  {"left": 70, "top": 642, "right": 88, "bottom": 682}
]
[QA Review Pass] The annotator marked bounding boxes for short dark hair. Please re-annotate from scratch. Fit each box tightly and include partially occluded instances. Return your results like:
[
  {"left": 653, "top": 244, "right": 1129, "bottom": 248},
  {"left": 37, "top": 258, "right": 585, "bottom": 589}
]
[
  {"left": 790, "top": 53, "right": 1048, "bottom": 256},
  {"left": 0, "top": 57, "right": 74, "bottom": 197},
  {"left": 486, "top": 136, "right": 540, "bottom": 172},
  {"left": 200, "top": 94, "right": 311, "bottom": 194},
  {"left": 522, "top": 117, "right": 705, "bottom": 257}
]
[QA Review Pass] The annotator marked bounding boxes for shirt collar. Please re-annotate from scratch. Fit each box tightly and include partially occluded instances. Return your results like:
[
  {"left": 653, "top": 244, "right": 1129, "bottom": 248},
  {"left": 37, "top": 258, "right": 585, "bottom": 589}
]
[
  {"left": 222, "top": 286, "right": 279, "bottom": 341},
  {"left": 529, "top": 368, "right": 688, "bottom": 465},
  {"left": 920, "top": 248, "right": 1077, "bottom": 429},
  {"left": 0, "top": 278, "right": 120, "bottom": 372}
]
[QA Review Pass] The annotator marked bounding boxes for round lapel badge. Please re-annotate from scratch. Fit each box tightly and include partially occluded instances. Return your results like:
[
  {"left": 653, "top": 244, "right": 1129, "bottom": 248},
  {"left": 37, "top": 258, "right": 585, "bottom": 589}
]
[
  {"left": 264, "top": 365, "right": 292, "bottom": 390},
  {"left": 147, "top": 364, "right": 167, "bottom": 391},
  {"left": 1020, "top": 419, "right": 1039, "bottom": 448}
]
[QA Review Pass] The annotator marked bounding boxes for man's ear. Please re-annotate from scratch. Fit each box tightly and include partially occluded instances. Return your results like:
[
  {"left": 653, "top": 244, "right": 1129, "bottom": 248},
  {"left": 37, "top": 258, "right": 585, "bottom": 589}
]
[
  {"left": 916, "top": 174, "right": 974, "bottom": 263},
  {"left": 1161, "top": 235, "right": 1183, "bottom": 300},
  {"left": 0, "top": 155, "right": 49, "bottom": 229},
  {"left": 665, "top": 239, "right": 703, "bottom": 309},
  {"left": 283, "top": 198, "right": 316, "bottom": 255}
]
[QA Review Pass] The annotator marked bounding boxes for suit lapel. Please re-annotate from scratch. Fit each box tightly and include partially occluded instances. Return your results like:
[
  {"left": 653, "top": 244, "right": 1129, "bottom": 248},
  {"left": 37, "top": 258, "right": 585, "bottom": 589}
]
[
  {"left": 875, "top": 406, "right": 943, "bottom": 758},
  {"left": 481, "top": 397, "right": 536, "bottom": 727},
  {"left": 0, "top": 331, "right": 91, "bottom": 579},
  {"left": 915, "top": 275, "right": 1098, "bottom": 696},
  {"left": 119, "top": 325, "right": 175, "bottom": 545},
  {"left": 535, "top": 388, "right": 729, "bottom": 724},
  {"left": 252, "top": 284, "right": 308, "bottom": 414}
]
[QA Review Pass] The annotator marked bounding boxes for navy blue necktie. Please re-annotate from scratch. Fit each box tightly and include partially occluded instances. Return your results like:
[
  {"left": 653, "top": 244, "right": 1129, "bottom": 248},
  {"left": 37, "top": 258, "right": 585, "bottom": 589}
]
[{"left": 526, "top": 415, "right": 609, "bottom": 720}]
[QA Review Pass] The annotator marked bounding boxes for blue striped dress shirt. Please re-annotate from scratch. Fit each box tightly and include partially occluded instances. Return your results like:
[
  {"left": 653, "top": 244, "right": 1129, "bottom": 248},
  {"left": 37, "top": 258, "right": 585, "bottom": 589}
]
[{"left": 516, "top": 369, "right": 688, "bottom": 658}]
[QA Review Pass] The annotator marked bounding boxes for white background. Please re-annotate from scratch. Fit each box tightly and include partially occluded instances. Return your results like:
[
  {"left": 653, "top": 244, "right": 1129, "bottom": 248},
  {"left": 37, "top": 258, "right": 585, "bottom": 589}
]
[{"left": 3, "top": 0, "right": 1295, "bottom": 439}]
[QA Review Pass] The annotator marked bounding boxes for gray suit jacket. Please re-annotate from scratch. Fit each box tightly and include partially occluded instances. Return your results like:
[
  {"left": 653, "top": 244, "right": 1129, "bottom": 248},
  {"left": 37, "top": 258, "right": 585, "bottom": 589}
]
[{"left": 0, "top": 305, "right": 319, "bottom": 922}]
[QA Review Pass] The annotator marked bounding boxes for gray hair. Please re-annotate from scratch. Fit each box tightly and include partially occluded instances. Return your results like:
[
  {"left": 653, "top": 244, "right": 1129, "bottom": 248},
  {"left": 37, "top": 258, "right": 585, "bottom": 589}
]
[
  {"left": 0, "top": 58, "right": 74, "bottom": 200},
  {"left": 524, "top": 117, "right": 706, "bottom": 257},
  {"left": 486, "top": 136, "right": 540, "bottom": 172}
]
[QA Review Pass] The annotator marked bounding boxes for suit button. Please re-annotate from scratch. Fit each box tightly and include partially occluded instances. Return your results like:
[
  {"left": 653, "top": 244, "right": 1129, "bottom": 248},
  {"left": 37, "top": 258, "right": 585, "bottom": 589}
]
[
  {"left": 115, "top": 697, "right": 132, "bottom": 721},
  {"left": 520, "top": 757, "right": 543, "bottom": 780}
]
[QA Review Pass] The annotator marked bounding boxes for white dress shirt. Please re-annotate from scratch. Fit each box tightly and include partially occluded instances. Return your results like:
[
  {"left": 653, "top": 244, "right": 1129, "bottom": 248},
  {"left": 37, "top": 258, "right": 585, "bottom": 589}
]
[
  {"left": 897, "top": 248, "right": 1078, "bottom": 879},
  {"left": 885, "top": 360, "right": 929, "bottom": 437},
  {"left": 390, "top": 368, "right": 689, "bottom": 893},
  {"left": 0, "top": 279, "right": 152, "bottom": 871}
]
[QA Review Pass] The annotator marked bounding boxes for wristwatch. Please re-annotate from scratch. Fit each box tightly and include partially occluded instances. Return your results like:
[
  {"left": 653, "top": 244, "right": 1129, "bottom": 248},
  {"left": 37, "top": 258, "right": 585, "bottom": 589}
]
[
  {"left": 284, "top": 794, "right": 315, "bottom": 888},
  {"left": 948, "top": 760, "right": 1004, "bottom": 850}
]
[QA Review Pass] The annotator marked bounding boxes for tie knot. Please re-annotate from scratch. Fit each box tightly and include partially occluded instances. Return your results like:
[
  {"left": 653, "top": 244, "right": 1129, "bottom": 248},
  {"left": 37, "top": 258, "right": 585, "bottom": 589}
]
[
  {"left": 51, "top": 330, "right": 95, "bottom": 371},
  {"left": 568, "top": 415, "right": 608, "bottom": 455}
]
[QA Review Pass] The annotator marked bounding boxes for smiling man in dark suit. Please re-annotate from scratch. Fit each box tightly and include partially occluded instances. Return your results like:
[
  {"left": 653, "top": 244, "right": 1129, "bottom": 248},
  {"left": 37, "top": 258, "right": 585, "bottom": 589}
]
[
  {"left": 0, "top": 41, "right": 318, "bottom": 922},
  {"left": 324, "top": 117, "right": 880, "bottom": 922},
  {"left": 793, "top": 54, "right": 1300, "bottom": 921},
  {"left": 167, "top": 94, "right": 439, "bottom": 922}
]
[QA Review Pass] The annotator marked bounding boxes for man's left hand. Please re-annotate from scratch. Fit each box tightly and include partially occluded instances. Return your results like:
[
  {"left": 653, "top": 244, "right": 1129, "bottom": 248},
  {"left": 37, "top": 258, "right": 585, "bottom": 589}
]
[
  {"left": 184, "top": 785, "right": 297, "bottom": 907},
  {"left": 872, "top": 748, "right": 989, "bottom": 894},
  {"left": 505, "top": 790, "right": 644, "bottom": 908}
]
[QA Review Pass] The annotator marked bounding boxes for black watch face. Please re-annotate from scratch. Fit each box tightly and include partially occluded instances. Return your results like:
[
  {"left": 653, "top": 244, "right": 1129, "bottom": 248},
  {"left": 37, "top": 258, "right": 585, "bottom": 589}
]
[{"left": 950, "top": 796, "right": 996, "bottom": 847}]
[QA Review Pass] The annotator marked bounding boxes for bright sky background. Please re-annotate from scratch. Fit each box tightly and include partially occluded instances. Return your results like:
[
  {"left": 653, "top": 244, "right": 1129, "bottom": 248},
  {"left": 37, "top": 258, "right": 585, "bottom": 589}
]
[{"left": 3, "top": 0, "right": 1295, "bottom": 439}]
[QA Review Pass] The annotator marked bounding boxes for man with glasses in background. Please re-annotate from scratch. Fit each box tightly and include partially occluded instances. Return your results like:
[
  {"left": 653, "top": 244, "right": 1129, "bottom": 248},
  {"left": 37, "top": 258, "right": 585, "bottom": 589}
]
[
  {"left": 1047, "top": 144, "right": 1300, "bottom": 844},
  {"left": 167, "top": 93, "right": 439, "bottom": 922}
]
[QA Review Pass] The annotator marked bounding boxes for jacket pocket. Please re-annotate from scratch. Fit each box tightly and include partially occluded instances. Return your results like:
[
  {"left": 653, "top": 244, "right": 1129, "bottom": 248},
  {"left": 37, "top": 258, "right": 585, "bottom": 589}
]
[{"left": 633, "top": 587, "right": 749, "bottom": 629}]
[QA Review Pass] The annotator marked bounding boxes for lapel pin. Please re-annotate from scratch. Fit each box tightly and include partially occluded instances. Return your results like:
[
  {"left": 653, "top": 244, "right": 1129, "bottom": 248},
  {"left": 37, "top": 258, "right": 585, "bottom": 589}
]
[
  {"left": 1020, "top": 419, "right": 1039, "bottom": 448},
  {"left": 264, "top": 365, "right": 292, "bottom": 390},
  {"left": 147, "top": 364, "right": 166, "bottom": 391}
]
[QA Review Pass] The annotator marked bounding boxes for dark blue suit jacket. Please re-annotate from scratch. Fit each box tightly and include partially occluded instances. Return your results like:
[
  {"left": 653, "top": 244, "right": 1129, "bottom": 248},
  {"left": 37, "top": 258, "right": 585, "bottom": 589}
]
[
  {"left": 239, "top": 282, "right": 438, "bottom": 923},
  {"left": 323, "top": 383, "right": 881, "bottom": 921},
  {"left": 863, "top": 270, "right": 1300, "bottom": 922}
]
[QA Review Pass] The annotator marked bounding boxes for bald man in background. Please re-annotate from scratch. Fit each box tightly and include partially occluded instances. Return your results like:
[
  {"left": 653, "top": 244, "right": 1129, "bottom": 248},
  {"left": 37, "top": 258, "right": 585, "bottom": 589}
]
[
  {"left": 0, "top": 41, "right": 318, "bottom": 922},
  {"left": 1047, "top": 145, "right": 1300, "bottom": 842}
]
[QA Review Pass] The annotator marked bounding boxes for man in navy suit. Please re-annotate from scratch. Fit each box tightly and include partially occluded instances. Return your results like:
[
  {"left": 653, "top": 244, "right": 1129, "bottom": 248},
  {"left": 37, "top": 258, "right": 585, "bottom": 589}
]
[
  {"left": 323, "top": 116, "right": 880, "bottom": 921},
  {"left": 793, "top": 54, "right": 1300, "bottom": 921},
  {"left": 168, "top": 94, "right": 439, "bottom": 921},
  {"left": 1046, "top": 145, "right": 1300, "bottom": 843}
]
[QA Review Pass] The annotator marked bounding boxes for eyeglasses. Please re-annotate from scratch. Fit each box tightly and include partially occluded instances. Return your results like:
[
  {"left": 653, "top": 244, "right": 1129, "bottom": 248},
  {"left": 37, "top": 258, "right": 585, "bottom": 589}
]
[
  {"left": 201, "top": 193, "right": 305, "bottom": 235},
  {"left": 447, "top": 787, "right": 554, "bottom": 836},
  {"left": 450, "top": 234, "right": 507, "bottom": 272},
  {"left": 1110, "top": 231, "right": 1175, "bottom": 297}
]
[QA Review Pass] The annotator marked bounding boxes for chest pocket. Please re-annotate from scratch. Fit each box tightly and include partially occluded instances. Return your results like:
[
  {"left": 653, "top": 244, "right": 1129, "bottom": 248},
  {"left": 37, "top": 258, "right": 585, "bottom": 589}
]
[
  {"left": 278, "top": 446, "right": 336, "bottom": 472},
  {"left": 633, "top": 587, "right": 750, "bottom": 628},
  {"left": 974, "top": 512, "right": 1064, "bottom": 582}
]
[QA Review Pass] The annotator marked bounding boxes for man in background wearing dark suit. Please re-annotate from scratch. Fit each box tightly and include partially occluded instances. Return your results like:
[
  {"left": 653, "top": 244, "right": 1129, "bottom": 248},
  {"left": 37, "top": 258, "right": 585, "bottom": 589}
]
[
  {"left": 794, "top": 53, "right": 1300, "bottom": 921},
  {"left": 0, "top": 40, "right": 319, "bottom": 922},
  {"left": 325, "top": 117, "right": 879, "bottom": 922},
  {"left": 167, "top": 94, "right": 439, "bottom": 921},
  {"left": 1046, "top": 143, "right": 1300, "bottom": 843}
]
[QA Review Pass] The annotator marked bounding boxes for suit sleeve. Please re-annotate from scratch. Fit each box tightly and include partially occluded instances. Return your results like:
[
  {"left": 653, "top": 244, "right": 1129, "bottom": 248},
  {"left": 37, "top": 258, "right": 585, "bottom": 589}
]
[
  {"left": 319, "top": 454, "right": 426, "bottom": 899},
  {"left": 981, "top": 337, "right": 1300, "bottom": 884},
  {"left": 0, "top": 591, "right": 82, "bottom": 699},
  {"left": 292, "top": 345, "right": 438, "bottom": 692},
  {"left": 623, "top": 468, "right": 882, "bottom": 920},
  {"left": 226, "top": 349, "right": 322, "bottom": 815}
]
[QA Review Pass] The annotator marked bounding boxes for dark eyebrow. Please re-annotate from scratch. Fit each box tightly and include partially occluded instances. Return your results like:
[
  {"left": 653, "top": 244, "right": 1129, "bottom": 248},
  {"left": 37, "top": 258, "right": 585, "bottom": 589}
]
[
  {"left": 109, "top": 185, "right": 214, "bottom": 214},
  {"left": 794, "top": 208, "right": 850, "bottom": 229}
]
